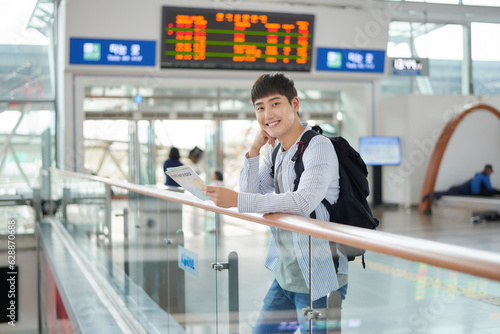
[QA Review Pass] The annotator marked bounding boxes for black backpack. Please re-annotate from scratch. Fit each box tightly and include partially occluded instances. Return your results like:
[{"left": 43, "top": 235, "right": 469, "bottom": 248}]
[{"left": 271, "top": 125, "right": 379, "bottom": 268}]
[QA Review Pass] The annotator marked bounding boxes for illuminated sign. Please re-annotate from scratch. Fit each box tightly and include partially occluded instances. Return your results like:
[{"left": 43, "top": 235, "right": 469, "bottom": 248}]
[
  {"left": 389, "top": 57, "right": 429, "bottom": 76},
  {"left": 316, "top": 47, "right": 385, "bottom": 73},
  {"left": 161, "top": 6, "right": 314, "bottom": 71},
  {"left": 69, "top": 38, "right": 156, "bottom": 66}
]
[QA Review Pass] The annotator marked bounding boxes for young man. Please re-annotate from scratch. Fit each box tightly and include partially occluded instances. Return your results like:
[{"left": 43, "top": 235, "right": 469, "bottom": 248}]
[{"left": 204, "top": 72, "right": 348, "bottom": 333}]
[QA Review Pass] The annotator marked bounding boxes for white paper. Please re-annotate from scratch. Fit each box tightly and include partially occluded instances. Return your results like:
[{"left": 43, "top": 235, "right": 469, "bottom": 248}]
[{"left": 165, "top": 165, "right": 209, "bottom": 200}]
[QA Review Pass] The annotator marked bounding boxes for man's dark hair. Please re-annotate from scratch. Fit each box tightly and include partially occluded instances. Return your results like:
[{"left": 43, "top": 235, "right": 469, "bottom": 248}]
[
  {"left": 251, "top": 72, "right": 298, "bottom": 105},
  {"left": 169, "top": 147, "right": 180, "bottom": 160}
]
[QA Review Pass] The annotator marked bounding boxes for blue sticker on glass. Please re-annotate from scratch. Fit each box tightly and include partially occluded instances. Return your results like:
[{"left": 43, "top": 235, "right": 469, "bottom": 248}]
[{"left": 178, "top": 246, "right": 198, "bottom": 277}]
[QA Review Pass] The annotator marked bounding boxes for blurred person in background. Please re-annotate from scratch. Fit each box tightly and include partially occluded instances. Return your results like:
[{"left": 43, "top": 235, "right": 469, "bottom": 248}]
[{"left": 163, "top": 147, "right": 183, "bottom": 187}]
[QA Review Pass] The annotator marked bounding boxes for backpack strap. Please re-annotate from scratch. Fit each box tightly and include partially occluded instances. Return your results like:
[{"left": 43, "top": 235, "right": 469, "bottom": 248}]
[
  {"left": 269, "top": 128, "right": 318, "bottom": 182},
  {"left": 270, "top": 143, "right": 282, "bottom": 179},
  {"left": 269, "top": 128, "right": 323, "bottom": 209},
  {"left": 290, "top": 130, "right": 319, "bottom": 191}
]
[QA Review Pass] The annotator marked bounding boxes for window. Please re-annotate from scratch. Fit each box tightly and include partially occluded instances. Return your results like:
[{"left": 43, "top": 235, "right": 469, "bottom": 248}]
[
  {"left": 462, "top": 0, "right": 500, "bottom": 6},
  {"left": 383, "top": 22, "right": 463, "bottom": 95},
  {"left": 0, "top": 1, "right": 56, "bottom": 200},
  {"left": 471, "top": 22, "right": 500, "bottom": 95}
]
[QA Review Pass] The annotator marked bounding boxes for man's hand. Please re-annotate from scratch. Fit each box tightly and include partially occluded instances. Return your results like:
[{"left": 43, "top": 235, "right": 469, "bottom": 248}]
[
  {"left": 203, "top": 186, "right": 238, "bottom": 208},
  {"left": 249, "top": 129, "right": 276, "bottom": 158}
]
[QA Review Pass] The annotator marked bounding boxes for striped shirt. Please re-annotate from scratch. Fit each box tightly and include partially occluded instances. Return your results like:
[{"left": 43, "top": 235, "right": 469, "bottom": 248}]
[{"left": 238, "top": 123, "right": 348, "bottom": 301}]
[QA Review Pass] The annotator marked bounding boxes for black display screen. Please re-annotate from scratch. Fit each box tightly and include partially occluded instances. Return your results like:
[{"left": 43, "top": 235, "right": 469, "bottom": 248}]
[{"left": 161, "top": 6, "right": 314, "bottom": 71}]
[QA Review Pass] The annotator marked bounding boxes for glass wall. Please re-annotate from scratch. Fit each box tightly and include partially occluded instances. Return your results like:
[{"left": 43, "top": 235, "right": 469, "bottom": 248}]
[
  {"left": 471, "top": 22, "right": 500, "bottom": 95},
  {"left": 0, "top": 1, "right": 55, "bottom": 99},
  {"left": 383, "top": 22, "right": 463, "bottom": 96},
  {"left": 0, "top": 1, "right": 56, "bottom": 234},
  {"left": 383, "top": 3, "right": 500, "bottom": 97}
]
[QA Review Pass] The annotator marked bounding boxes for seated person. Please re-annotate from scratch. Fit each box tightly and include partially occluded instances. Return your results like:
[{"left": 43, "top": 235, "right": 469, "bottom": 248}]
[{"left": 423, "top": 164, "right": 500, "bottom": 202}]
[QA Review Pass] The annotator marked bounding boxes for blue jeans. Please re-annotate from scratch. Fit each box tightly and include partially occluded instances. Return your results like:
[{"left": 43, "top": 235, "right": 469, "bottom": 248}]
[{"left": 252, "top": 279, "right": 348, "bottom": 334}]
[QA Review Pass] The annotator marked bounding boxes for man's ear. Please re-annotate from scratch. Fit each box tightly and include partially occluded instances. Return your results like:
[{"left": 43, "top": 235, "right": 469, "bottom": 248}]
[{"left": 292, "top": 96, "right": 300, "bottom": 113}]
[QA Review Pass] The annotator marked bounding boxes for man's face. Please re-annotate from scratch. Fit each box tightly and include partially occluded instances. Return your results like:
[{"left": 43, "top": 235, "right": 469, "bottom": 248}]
[
  {"left": 254, "top": 94, "right": 299, "bottom": 140},
  {"left": 485, "top": 167, "right": 493, "bottom": 175}
]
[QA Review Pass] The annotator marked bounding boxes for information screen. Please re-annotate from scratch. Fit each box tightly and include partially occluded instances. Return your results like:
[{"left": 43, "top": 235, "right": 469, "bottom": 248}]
[
  {"left": 359, "top": 136, "right": 401, "bottom": 166},
  {"left": 161, "top": 6, "right": 314, "bottom": 71}
]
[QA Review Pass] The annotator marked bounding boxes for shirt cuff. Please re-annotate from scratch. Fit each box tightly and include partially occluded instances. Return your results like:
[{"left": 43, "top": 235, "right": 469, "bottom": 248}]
[
  {"left": 244, "top": 152, "right": 260, "bottom": 163},
  {"left": 237, "top": 192, "right": 254, "bottom": 213}
]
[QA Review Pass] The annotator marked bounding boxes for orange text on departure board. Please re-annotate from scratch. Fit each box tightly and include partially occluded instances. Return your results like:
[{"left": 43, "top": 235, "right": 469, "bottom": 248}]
[{"left": 167, "top": 12, "right": 311, "bottom": 64}]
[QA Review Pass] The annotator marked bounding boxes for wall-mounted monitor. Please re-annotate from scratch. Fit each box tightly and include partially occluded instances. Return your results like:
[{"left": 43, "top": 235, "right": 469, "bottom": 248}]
[
  {"left": 359, "top": 136, "right": 401, "bottom": 166},
  {"left": 161, "top": 6, "right": 314, "bottom": 71}
]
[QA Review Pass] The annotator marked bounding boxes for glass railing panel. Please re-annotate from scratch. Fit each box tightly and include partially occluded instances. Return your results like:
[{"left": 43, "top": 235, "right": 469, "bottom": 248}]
[
  {"left": 310, "top": 247, "right": 500, "bottom": 333},
  {"left": 213, "top": 215, "right": 284, "bottom": 334},
  {"left": 46, "top": 170, "right": 500, "bottom": 333},
  {"left": 0, "top": 106, "right": 56, "bottom": 196},
  {"left": 52, "top": 173, "right": 108, "bottom": 237},
  {"left": 179, "top": 203, "right": 218, "bottom": 332},
  {"left": 126, "top": 193, "right": 166, "bottom": 322},
  {"left": 106, "top": 189, "right": 188, "bottom": 332},
  {"left": 51, "top": 172, "right": 115, "bottom": 288},
  {"left": 206, "top": 210, "right": 500, "bottom": 334},
  {"left": 49, "top": 171, "right": 223, "bottom": 332},
  {"left": 107, "top": 187, "right": 128, "bottom": 274},
  {"left": 0, "top": 105, "right": 56, "bottom": 235},
  {"left": 212, "top": 216, "right": 350, "bottom": 334},
  {"left": 49, "top": 172, "right": 183, "bottom": 331}
]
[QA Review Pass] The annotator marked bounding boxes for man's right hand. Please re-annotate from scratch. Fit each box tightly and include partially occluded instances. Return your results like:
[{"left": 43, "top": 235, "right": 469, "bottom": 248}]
[{"left": 249, "top": 129, "right": 276, "bottom": 158}]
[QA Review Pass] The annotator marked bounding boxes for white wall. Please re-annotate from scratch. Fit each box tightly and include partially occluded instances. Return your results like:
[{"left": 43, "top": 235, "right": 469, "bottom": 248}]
[
  {"left": 342, "top": 84, "right": 373, "bottom": 145},
  {"left": 377, "top": 94, "right": 410, "bottom": 204},
  {"left": 379, "top": 95, "right": 500, "bottom": 206}
]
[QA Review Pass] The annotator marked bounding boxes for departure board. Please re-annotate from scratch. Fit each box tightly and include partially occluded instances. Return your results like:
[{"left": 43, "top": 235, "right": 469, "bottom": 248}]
[{"left": 161, "top": 6, "right": 314, "bottom": 71}]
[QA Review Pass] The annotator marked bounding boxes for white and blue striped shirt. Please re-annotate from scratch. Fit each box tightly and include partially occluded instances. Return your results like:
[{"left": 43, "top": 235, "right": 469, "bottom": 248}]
[{"left": 237, "top": 123, "right": 348, "bottom": 301}]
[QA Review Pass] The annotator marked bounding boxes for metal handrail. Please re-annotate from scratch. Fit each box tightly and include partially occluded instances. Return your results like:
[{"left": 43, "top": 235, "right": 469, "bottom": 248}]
[{"left": 52, "top": 168, "right": 500, "bottom": 282}]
